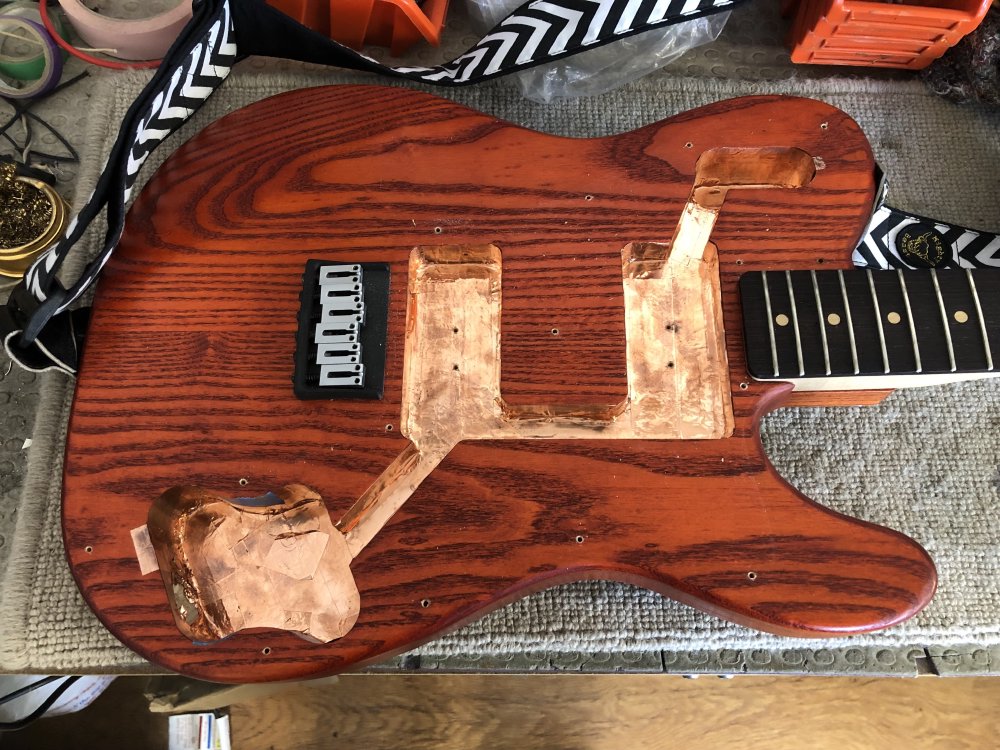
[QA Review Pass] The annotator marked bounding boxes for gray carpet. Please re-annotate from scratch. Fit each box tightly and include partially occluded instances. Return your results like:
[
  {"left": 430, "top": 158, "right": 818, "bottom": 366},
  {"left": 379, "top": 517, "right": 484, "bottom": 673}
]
[{"left": 0, "top": 62, "right": 998, "bottom": 672}]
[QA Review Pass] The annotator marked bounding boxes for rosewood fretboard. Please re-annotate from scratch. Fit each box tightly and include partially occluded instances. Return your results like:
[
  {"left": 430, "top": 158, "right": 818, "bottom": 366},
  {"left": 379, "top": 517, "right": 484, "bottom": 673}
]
[{"left": 741, "top": 268, "right": 1000, "bottom": 380}]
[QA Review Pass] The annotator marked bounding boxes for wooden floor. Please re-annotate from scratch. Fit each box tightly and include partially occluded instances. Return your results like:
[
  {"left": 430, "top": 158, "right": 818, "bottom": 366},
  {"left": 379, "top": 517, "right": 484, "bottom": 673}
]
[
  {"left": 231, "top": 674, "right": 1000, "bottom": 750},
  {"left": 5, "top": 674, "right": 1000, "bottom": 749}
]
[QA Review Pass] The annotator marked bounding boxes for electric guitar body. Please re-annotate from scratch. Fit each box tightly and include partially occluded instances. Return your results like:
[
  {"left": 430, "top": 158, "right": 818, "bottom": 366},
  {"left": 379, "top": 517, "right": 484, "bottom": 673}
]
[{"left": 62, "top": 86, "right": 936, "bottom": 683}]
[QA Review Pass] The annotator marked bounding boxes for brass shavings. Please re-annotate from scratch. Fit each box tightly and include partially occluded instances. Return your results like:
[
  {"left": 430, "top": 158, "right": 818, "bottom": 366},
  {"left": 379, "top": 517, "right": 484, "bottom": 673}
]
[{"left": 0, "top": 162, "right": 53, "bottom": 249}]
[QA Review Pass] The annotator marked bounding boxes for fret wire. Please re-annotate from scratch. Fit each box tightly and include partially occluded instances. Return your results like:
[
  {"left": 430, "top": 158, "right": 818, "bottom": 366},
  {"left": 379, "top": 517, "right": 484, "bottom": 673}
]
[
  {"left": 967, "top": 269, "right": 993, "bottom": 372},
  {"left": 810, "top": 270, "right": 831, "bottom": 375},
  {"left": 896, "top": 270, "right": 922, "bottom": 373},
  {"left": 785, "top": 271, "right": 805, "bottom": 377},
  {"left": 762, "top": 271, "right": 779, "bottom": 377},
  {"left": 866, "top": 269, "right": 890, "bottom": 374},
  {"left": 931, "top": 268, "right": 957, "bottom": 372},
  {"left": 838, "top": 270, "right": 859, "bottom": 375}
]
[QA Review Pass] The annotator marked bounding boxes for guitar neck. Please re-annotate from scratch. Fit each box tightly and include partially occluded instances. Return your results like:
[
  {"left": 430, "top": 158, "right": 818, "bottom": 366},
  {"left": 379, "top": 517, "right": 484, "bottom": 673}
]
[{"left": 740, "top": 268, "right": 1000, "bottom": 390}]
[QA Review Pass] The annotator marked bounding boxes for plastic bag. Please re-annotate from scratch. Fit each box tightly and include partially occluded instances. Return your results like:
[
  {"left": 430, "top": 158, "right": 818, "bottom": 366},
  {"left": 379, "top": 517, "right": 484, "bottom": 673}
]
[{"left": 464, "top": 0, "right": 730, "bottom": 103}]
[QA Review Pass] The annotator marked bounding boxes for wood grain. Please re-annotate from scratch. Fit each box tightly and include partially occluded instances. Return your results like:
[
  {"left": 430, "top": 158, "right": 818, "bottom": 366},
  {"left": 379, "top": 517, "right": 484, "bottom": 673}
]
[
  {"left": 61, "top": 86, "right": 936, "bottom": 683},
  {"left": 230, "top": 674, "right": 1000, "bottom": 750},
  {"left": 783, "top": 389, "right": 891, "bottom": 407}
]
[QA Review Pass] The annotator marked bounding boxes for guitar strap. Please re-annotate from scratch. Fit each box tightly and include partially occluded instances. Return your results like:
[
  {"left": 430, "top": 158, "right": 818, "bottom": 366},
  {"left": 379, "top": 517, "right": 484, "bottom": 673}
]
[
  {"left": 854, "top": 175, "right": 1000, "bottom": 271},
  {"left": 0, "top": 0, "right": 996, "bottom": 374}
]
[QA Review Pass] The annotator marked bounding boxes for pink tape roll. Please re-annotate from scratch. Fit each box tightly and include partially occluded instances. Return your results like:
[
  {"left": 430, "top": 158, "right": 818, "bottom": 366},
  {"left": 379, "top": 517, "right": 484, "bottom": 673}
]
[{"left": 56, "top": 0, "right": 193, "bottom": 61}]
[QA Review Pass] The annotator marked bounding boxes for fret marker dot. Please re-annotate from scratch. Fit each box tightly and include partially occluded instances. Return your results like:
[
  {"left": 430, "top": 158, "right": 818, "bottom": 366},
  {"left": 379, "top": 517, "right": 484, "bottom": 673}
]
[
  {"left": 954, "top": 310, "right": 969, "bottom": 323},
  {"left": 775, "top": 314, "right": 789, "bottom": 327},
  {"left": 827, "top": 313, "right": 841, "bottom": 326},
  {"left": 887, "top": 312, "right": 901, "bottom": 325}
]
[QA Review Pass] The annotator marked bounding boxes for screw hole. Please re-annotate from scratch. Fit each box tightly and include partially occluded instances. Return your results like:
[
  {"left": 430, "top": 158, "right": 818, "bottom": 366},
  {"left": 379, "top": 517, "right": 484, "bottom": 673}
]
[
  {"left": 584, "top": 194, "right": 594, "bottom": 201},
  {"left": 551, "top": 328, "right": 559, "bottom": 335},
  {"left": 238, "top": 478, "right": 248, "bottom": 487},
  {"left": 85, "top": 545, "right": 93, "bottom": 554},
  {"left": 747, "top": 572, "right": 757, "bottom": 581},
  {"left": 816, "top": 258, "right": 825, "bottom": 264},
  {"left": 262, "top": 647, "right": 271, "bottom": 655},
  {"left": 684, "top": 141, "right": 693, "bottom": 149},
  {"left": 667, "top": 361, "right": 675, "bottom": 369},
  {"left": 385, "top": 424, "right": 394, "bottom": 432},
  {"left": 453, "top": 364, "right": 459, "bottom": 371},
  {"left": 739, "top": 382, "right": 750, "bottom": 390},
  {"left": 452, "top": 327, "right": 459, "bottom": 334},
  {"left": 421, "top": 599, "right": 431, "bottom": 608},
  {"left": 575, "top": 535, "right": 585, "bottom": 543},
  {"left": 433, "top": 226, "right": 443, "bottom": 234},
  {"left": 820, "top": 122, "right": 829, "bottom": 130},
  {"left": 735, "top": 259, "right": 744, "bottom": 266}
]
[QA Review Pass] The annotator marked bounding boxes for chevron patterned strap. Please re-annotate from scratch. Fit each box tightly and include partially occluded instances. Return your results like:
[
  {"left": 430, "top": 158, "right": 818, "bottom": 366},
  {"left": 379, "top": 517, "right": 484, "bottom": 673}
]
[
  {"left": 854, "top": 181, "right": 1000, "bottom": 271},
  {"left": 2, "top": 0, "right": 742, "bottom": 374}
]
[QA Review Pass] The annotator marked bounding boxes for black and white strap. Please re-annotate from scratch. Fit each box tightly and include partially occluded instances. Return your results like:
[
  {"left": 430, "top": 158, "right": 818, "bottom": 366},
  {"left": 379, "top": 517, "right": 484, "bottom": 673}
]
[
  {"left": 853, "top": 169, "right": 1000, "bottom": 270},
  {"left": 1, "top": 0, "right": 741, "bottom": 374},
  {"left": 854, "top": 200, "right": 1000, "bottom": 271}
]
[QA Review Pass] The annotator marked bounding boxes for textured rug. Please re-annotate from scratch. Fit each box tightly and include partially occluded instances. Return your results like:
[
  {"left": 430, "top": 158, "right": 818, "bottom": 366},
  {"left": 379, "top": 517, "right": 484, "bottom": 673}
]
[{"left": 1, "top": 66, "right": 998, "bottom": 672}]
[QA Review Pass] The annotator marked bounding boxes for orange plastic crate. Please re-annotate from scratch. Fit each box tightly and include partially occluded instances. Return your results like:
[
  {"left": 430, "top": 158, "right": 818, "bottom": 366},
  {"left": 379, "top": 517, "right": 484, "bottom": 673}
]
[
  {"left": 787, "top": 0, "right": 993, "bottom": 69},
  {"left": 268, "top": 0, "right": 449, "bottom": 56}
]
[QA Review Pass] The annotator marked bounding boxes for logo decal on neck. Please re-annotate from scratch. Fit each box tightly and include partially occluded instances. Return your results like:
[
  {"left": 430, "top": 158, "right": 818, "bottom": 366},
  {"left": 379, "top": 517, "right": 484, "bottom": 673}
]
[{"left": 895, "top": 223, "right": 948, "bottom": 268}]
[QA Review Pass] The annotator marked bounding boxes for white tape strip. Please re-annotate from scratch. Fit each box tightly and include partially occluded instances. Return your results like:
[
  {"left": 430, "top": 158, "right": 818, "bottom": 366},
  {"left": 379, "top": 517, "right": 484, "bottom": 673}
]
[{"left": 130, "top": 524, "right": 160, "bottom": 575}]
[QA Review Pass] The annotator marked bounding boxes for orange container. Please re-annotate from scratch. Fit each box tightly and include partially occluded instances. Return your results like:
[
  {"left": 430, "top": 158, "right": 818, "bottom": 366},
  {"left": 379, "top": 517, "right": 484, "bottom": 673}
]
[
  {"left": 268, "top": 0, "right": 449, "bottom": 56},
  {"left": 786, "top": 0, "right": 993, "bottom": 69}
]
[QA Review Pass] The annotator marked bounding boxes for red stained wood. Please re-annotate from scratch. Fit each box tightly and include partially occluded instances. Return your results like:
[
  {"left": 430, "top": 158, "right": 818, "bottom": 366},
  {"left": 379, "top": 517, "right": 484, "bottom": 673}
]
[
  {"left": 783, "top": 389, "right": 891, "bottom": 407},
  {"left": 62, "top": 86, "right": 936, "bottom": 683}
]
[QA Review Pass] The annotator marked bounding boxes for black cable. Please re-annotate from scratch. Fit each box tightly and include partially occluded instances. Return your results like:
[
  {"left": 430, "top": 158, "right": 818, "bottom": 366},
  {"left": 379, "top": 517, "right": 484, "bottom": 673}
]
[
  {"left": 23, "top": 108, "right": 80, "bottom": 164},
  {"left": 0, "top": 676, "right": 81, "bottom": 732},
  {"left": 0, "top": 109, "right": 23, "bottom": 151},
  {"left": 47, "top": 71, "right": 89, "bottom": 96},
  {"left": 0, "top": 71, "right": 88, "bottom": 168},
  {"left": 0, "top": 676, "right": 63, "bottom": 707}
]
